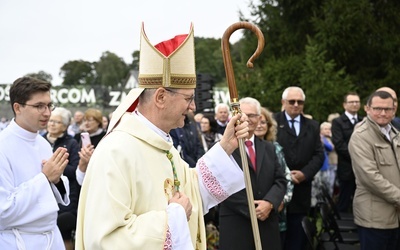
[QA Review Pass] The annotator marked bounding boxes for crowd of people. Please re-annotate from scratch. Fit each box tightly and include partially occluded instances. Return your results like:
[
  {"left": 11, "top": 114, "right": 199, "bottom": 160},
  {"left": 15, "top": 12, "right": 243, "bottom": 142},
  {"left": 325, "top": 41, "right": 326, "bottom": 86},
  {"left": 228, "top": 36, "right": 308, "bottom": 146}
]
[{"left": 1, "top": 24, "right": 400, "bottom": 250}]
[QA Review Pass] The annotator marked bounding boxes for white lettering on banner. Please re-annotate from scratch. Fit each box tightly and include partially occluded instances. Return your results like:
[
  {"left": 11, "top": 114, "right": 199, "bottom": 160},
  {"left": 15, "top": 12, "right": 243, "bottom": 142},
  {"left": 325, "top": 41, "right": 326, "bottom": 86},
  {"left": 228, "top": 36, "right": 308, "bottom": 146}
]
[
  {"left": 80, "top": 89, "right": 96, "bottom": 103},
  {"left": 50, "top": 88, "right": 96, "bottom": 104},
  {"left": 66, "top": 88, "right": 80, "bottom": 103},
  {"left": 109, "top": 91, "right": 121, "bottom": 106},
  {"left": 214, "top": 90, "right": 230, "bottom": 105},
  {"left": 109, "top": 91, "right": 129, "bottom": 106},
  {"left": 54, "top": 88, "right": 68, "bottom": 103},
  {"left": 0, "top": 85, "right": 230, "bottom": 108},
  {"left": 0, "top": 85, "right": 10, "bottom": 101}
]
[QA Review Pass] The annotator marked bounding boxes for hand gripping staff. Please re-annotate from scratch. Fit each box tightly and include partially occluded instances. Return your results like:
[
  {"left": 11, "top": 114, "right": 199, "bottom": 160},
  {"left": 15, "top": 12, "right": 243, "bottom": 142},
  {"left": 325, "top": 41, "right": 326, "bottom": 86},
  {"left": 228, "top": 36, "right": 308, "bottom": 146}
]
[{"left": 221, "top": 21, "right": 265, "bottom": 250}]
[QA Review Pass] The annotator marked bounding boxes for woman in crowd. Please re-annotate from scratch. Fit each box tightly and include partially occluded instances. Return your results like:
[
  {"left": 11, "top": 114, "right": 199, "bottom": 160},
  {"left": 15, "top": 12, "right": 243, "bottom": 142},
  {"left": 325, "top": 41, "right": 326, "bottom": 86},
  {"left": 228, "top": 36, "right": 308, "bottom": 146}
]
[
  {"left": 254, "top": 107, "right": 294, "bottom": 248},
  {"left": 43, "top": 107, "right": 80, "bottom": 250},
  {"left": 74, "top": 108, "right": 106, "bottom": 185},
  {"left": 200, "top": 114, "right": 223, "bottom": 153},
  {"left": 318, "top": 122, "right": 335, "bottom": 193}
]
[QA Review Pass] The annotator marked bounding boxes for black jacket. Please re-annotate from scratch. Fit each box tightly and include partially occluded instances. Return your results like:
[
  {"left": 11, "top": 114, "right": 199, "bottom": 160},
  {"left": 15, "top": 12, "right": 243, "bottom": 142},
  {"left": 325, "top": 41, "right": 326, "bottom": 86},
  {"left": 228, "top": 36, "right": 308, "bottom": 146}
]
[
  {"left": 219, "top": 136, "right": 287, "bottom": 250},
  {"left": 331, "top": 113, "right": 363, "bottom": 181},
  {"left": 170, "top": 117, "right": 204, "bottom": 167},
  {"left": 43, "top": 131, "right": 80, "bottom": 215},
  {"left": 274, "top": 112, "right": 324, "bottom": 214}
]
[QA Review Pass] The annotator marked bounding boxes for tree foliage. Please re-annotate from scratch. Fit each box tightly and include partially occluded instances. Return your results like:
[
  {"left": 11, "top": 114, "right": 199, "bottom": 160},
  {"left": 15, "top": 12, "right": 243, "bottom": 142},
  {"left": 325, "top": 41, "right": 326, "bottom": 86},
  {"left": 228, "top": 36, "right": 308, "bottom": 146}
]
[
  {"left": 60, "top": 52, "right": 129, "bottom": 87},
  {"left": 231, "top": 0, "right": 400, "bottom": 122},
  {"left": 25, "top": 70, "right": 53, "bottom": 83},
  {"left": 95, "top": 51, "right": 129, "bottom": 87},
  {"left": 60, "top": 60, "right": 96, "bottom": 86},
  {"left": 130, "top": 50, "right": 140, "bottom": 70},
  {"left": 195, "top": 37, "right": 226, "bottom": 84}
]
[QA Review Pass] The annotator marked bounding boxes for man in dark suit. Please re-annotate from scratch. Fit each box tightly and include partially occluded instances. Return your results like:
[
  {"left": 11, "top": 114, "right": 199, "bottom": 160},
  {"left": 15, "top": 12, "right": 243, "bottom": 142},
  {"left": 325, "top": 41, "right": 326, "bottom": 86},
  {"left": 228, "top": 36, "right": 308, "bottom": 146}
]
[
  {"left": 219, "top": 97, "right": 287, "bottom": 250},
  {"left": 274, "top": 86, "right": 324, "bottom": 250},
  {"left": 331, "top": 92, "right": 363, "bottom": 213}
]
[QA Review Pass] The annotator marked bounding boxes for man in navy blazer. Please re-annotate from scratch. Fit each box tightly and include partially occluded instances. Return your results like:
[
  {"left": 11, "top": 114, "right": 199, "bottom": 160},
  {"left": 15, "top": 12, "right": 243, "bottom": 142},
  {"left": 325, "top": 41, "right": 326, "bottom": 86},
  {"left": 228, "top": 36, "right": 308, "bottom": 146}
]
[
  {"left": 331, "top": 92, "right": 363, "bottom": 213},
  {"left": 274, "top": 86, "right": 324, "bottom": 250},
  {"left": 219, "top": 97, "right": 287, "bottom": 250}
]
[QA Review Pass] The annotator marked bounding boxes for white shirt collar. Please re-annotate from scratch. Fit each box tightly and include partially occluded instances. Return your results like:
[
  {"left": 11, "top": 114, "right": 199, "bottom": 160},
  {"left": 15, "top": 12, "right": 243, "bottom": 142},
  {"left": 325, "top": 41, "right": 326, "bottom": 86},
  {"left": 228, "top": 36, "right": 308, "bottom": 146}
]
[
  {"left": 133, "top": 110, "right": 171, "bottom": 142},
  {"left": 380, "top": 124, "right": 392, "bottom": 134},
  {"left": 284, "top": 112, "right": 300, "bottom": 122},
  {"left": 345, "top": 111, "right": 357, "bottom": 121}
]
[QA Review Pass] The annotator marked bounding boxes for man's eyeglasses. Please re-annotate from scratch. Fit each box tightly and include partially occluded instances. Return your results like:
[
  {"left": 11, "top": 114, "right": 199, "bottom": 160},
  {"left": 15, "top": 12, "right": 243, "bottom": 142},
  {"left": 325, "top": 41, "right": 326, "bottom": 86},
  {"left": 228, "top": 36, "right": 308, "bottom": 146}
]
[
  {"left": 286, "top": 100, "right": 305, "bottom": 106},
  {"left": 370, "top": 106, "right": 395, "bottom": 113},
  {"left": 245, "top": 113, "right": 260, "bottom": 120},
  {"left": 20, "top": 103, "right": 55, "bottom": 113},
  {"left": 346, "top": 101, "right": 360, "bottom": 105},
  {"left": 165, "top": 88, "right": 195, "bottom": 105}
]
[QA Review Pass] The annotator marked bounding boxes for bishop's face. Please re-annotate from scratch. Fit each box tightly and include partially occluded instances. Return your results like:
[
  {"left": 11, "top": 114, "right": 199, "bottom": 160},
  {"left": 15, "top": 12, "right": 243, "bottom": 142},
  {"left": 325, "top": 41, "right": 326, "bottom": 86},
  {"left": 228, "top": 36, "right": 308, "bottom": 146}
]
[{"left": 164, "top": 88, "right": 196, "bottom": 130}]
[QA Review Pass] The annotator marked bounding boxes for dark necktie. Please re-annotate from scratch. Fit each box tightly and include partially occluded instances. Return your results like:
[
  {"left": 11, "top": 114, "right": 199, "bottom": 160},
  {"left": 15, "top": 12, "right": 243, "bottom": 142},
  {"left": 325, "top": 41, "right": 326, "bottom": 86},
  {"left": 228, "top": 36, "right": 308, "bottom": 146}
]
[
  {"left": 352, "top": 117, "right": 357, "bottom": 125},
  {"left": 290, "top": 119, "right": 297, "bottom": 136},
  {"left": 244, "top": 140, "right": 256, "bottom": 171}
]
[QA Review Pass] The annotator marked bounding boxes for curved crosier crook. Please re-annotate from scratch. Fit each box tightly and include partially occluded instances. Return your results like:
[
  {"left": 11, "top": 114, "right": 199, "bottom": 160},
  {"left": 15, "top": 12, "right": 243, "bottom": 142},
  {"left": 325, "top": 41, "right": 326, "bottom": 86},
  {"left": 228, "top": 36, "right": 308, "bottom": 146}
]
[
  {"left": 222, "top": 21, "right": 265, "bottom": 102},
  {"left": 221, "top": 21, "right": 265, "bottom": 250}
]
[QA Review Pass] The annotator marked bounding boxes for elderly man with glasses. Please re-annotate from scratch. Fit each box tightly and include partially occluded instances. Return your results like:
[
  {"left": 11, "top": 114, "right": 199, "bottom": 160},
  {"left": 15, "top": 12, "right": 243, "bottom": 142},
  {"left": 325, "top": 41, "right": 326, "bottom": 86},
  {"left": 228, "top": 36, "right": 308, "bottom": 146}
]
[{"left": 274, "top": 86, "right": 324, "bottom": 250}]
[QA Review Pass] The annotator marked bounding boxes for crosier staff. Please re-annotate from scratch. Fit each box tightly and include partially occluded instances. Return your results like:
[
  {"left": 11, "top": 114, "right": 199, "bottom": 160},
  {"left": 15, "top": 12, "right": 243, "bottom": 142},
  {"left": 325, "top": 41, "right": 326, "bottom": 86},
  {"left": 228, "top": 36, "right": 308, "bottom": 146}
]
[{"left": 221, "top": 21, "right": 265, "bottom": 250}]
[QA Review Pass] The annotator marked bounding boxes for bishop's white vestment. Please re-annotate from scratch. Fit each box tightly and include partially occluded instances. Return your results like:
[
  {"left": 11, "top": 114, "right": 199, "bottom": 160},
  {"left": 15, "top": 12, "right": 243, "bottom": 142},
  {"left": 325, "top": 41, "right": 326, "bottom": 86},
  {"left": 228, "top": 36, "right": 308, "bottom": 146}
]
[{"left": 75, "top": 112, "right": 244, "bottom": 249}]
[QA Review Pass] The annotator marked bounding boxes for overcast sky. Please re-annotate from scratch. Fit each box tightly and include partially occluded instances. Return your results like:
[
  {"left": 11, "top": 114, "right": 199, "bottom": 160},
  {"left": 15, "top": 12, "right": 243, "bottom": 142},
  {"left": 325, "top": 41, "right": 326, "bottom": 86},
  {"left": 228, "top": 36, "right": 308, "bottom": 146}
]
[{"left": 0, "top": 0, "right": 255, "bottom": 85}]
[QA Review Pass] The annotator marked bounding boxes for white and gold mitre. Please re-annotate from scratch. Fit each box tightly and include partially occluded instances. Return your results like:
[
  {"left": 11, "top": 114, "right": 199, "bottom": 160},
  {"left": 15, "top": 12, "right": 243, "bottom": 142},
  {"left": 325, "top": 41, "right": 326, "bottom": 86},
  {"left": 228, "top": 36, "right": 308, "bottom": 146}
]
[{"left": 138, "top": 23, "right": 196, "bottom": 89}]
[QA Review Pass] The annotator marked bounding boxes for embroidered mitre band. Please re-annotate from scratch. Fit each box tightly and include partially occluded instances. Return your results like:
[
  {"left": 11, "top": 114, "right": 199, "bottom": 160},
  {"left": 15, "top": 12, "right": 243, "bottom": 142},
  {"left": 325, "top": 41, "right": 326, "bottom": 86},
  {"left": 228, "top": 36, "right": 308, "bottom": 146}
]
[{"left": 138, "top": 23, "right": 197, "bottom": 89}]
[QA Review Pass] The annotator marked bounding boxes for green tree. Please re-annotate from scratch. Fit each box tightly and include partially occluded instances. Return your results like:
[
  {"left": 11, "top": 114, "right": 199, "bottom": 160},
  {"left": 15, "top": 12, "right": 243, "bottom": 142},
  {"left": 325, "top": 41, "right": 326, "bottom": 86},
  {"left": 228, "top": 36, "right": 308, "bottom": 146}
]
[
  {"left": 312, "top": 0, "right": 400, "bottom": 99},
  {"left": 233, "top": 0, "right": 400, "bottom": 121},
  {"left": 195, "top": 37, "right": 225, "bottom": 84},
  {"left": 25, "top": 70, "right": 53, "bottom": 83},
  {"left": 130, "top": 50, "right": 140, "bottom": 70},
  {"left": 60, "top": 60, "right": 96, "bottom": 86},
  {"left": 299, "top": 38, "right": 354, "bottom": 121},
  {"left": 96, "top": 51, "right": 129, "bottom": 87}
]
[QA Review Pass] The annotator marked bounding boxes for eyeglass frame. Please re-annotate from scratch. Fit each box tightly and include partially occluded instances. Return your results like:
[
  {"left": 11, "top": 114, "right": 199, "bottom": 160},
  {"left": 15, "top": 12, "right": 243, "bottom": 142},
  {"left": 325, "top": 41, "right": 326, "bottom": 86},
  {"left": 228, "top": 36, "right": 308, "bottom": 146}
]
[
  {"left": 346, "top": 101, "right": 360, "bottom": 105},
  {"left": 244, "top": 113, "right": 261, "bottom": 120},
  {"left": 369, "top": 106, "right": 395, "bottom": 113},
  {"left": 164, "top": 88, "right": 195, "bottom": 106},
  {"left": 19, "top": 102, "right": 55, "bottom": 113},
  {"left": 286, "top": 99, "right": 305, "bottom": 106}
]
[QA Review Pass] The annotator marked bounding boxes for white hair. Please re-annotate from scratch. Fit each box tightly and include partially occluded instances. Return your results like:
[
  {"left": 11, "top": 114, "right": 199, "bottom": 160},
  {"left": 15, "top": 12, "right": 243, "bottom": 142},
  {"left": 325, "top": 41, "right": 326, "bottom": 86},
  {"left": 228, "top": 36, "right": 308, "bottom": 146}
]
[
  {"left": 214, "top": 103, "right": 230, "bottom": 114},
  {"left": 282, "top": 86, "right": 306, "bottom": 100},
  {"left": 239, "top": 97, "right": 261, "bottom": 115},
  {"left": 52, "top": 107, "right": 72, "bottom": 127}
]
